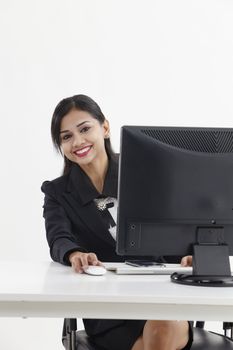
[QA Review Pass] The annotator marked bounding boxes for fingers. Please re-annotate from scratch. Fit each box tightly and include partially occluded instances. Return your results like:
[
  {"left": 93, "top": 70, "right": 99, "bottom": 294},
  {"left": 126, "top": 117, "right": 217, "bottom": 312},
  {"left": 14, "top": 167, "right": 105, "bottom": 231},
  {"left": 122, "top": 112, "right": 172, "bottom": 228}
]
[
  {"left": 180, "top": 255, "right": 193, "bottom": 267},
  {"left": 69, "top": 251, "right": 102, "bottom": 273},
  {"left": 69, "top": 252, "right": 83, "bottom": 273},
  {"left": 180, "top": 256, "right": 187, "bottom": 266}
]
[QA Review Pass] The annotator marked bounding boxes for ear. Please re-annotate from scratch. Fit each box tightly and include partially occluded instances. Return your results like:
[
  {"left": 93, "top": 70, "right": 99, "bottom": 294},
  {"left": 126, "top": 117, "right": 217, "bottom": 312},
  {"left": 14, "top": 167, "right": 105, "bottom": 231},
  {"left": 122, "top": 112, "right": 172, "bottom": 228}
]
[{"left": 103, "top": 119, "right": 110, "bottom": 139}]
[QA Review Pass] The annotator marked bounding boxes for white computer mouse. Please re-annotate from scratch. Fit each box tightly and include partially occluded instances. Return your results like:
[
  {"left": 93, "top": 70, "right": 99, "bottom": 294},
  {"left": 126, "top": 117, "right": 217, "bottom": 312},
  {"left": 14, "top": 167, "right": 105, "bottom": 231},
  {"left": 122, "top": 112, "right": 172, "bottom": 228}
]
[{"left": 83, "top": 265, "right": 107, "bottom": 276}]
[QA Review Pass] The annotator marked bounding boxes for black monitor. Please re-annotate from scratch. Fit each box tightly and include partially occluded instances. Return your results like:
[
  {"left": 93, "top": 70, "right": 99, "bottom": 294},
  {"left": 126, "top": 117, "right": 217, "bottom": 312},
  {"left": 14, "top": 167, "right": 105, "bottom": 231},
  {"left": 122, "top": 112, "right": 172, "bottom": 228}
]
[{"left": 116, "top": 126, "right": 233, "bottom": 286}]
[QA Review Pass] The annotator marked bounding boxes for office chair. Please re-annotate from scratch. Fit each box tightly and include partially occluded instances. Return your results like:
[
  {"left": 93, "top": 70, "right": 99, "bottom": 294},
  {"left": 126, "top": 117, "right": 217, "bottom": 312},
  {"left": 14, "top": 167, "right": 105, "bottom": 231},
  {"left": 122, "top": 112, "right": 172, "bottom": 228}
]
[{"left": 62, "top": 318, "right": 233, "bottom": 350}]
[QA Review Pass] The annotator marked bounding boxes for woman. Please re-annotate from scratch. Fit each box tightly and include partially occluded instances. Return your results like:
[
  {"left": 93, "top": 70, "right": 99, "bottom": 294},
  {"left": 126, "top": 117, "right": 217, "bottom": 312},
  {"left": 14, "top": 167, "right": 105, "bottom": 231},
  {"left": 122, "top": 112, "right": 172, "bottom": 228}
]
[{"left": 41, "top": 94, "right": 193, "bottom": 350}]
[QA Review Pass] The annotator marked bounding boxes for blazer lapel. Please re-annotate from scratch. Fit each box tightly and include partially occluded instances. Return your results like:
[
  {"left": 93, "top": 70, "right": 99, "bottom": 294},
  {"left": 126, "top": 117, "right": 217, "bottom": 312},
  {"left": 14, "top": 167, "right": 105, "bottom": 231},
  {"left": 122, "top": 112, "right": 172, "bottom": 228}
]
[{"left": 62, "top": 165, "right": 116, "bottom": 248}]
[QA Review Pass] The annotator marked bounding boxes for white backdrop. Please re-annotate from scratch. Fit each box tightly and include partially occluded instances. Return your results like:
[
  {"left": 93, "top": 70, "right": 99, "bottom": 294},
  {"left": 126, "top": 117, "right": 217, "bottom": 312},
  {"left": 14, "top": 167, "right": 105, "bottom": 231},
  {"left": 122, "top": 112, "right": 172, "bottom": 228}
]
[{"left": 0, "top": 0, "right": 233, "bottom": 349}]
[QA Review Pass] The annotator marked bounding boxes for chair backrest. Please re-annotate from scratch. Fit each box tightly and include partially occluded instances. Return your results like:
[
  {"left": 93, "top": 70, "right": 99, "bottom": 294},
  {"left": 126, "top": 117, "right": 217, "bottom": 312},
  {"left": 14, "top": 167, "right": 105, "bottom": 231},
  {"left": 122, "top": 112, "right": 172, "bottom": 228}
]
[{"left": 192, "top": 328, "right": 233, "bottom": 350}]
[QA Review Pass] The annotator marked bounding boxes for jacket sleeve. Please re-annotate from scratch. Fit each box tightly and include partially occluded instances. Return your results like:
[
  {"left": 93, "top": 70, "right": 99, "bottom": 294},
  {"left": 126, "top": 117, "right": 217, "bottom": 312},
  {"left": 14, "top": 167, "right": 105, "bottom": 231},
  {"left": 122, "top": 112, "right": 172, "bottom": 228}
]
[{"left": 41, "top": 181, "right": 87, "bottom": 265}]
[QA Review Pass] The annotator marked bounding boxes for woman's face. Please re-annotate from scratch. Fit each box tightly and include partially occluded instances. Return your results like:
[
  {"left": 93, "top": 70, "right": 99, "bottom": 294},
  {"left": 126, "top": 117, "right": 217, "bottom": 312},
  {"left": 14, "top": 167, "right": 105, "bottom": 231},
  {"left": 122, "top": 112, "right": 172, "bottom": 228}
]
[{"left": 60, "top": 109, "right": 110, "bottom": 168}]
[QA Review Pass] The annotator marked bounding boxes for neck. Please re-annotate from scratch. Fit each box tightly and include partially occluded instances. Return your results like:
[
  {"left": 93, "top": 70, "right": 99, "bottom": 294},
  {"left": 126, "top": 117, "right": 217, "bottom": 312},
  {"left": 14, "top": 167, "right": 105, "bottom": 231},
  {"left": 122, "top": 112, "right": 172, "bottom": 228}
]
[{"left": 81, "top": 153, "right": 109, "bottom": 193}]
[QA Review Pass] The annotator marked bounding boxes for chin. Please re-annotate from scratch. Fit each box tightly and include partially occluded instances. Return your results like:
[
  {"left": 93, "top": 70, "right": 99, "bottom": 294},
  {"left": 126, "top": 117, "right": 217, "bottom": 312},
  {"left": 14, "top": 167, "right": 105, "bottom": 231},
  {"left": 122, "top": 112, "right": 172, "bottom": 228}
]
[{"left": 72, "top": 155, "right": 94, "bottom": 166}]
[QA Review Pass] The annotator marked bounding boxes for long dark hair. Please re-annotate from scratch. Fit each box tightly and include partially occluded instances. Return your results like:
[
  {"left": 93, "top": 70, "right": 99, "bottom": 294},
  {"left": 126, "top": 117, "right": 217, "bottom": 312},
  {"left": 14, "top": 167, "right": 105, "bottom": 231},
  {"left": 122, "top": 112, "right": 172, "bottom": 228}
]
[{"left": 51, "top": 94, "right": 115, "bottom": 175}]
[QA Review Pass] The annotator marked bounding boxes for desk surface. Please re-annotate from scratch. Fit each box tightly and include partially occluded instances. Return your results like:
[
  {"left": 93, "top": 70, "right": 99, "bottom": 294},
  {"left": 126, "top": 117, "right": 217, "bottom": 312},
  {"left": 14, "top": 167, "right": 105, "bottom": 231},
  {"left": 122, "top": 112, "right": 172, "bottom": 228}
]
[{"left": 0, "top": 261, "right": 233, "bottom": 321}]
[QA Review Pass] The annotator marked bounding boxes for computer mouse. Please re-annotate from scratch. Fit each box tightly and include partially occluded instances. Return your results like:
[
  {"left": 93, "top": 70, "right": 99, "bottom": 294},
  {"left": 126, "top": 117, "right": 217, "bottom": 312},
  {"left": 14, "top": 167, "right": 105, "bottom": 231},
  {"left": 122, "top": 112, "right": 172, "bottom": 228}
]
[{"left": 83, "top": 265, "right": 107, "bottom": 276}]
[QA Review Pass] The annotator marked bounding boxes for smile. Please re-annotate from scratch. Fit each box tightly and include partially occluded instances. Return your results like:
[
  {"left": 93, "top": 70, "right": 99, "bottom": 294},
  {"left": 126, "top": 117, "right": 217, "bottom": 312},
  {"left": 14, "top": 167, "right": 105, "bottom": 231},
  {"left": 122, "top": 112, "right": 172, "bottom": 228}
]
[{"left": 73, "top": 146, "right": 92, "bottom": 158}]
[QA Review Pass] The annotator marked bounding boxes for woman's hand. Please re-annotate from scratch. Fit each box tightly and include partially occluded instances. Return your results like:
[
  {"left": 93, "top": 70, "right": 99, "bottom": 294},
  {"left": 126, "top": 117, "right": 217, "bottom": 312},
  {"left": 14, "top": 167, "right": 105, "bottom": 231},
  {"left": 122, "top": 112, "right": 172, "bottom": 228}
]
[
  {"left": 69, "top": 251, "right": 103, "bottom": 273},
  {"left": 180, "top": 255, "right": 193, "bottom": 267}
]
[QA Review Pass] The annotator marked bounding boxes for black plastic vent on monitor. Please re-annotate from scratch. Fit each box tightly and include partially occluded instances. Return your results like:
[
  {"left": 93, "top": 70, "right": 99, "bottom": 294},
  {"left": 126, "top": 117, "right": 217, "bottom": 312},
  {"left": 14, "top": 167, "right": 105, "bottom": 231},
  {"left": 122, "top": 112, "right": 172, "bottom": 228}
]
[{"left": 141, "top": 129, "right": 233, "bottom": 153}]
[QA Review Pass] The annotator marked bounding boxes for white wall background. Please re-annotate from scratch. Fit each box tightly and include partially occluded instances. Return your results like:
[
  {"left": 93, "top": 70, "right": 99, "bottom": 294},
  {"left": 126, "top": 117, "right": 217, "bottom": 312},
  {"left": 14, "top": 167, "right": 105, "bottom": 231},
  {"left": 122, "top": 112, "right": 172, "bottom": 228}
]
[{"left": 0, "top": 0, "right": 233, "bottom": 349}]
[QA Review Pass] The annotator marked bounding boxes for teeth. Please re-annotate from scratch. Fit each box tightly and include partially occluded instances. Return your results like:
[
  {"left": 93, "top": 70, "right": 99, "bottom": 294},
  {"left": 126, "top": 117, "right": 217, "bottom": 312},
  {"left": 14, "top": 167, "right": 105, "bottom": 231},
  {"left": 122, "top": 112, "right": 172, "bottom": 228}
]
[{"left": 76, "top": 146, "right": 91, "bottom": 154}]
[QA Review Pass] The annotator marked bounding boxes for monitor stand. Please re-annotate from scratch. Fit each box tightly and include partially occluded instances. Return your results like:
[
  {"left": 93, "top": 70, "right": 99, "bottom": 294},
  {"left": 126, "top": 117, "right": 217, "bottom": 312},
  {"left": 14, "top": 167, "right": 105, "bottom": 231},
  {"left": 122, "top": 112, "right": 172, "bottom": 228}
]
[{"left": 171, "top": 227, "right": 233, "bottom": 287}]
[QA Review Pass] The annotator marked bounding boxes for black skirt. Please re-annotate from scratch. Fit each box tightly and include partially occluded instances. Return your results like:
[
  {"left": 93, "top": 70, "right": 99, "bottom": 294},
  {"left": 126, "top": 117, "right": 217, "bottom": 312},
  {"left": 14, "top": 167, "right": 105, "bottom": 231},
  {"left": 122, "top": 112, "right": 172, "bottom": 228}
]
[{"left": 88, "top": 320, "right": 193, "bottom": 350}]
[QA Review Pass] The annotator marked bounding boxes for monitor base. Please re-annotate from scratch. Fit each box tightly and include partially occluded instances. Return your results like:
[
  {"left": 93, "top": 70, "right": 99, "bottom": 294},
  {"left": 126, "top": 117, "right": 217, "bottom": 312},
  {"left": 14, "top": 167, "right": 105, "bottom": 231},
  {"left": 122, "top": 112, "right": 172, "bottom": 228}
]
[{"left": 171, "top": 272, "right": 233, "bottom": 287}]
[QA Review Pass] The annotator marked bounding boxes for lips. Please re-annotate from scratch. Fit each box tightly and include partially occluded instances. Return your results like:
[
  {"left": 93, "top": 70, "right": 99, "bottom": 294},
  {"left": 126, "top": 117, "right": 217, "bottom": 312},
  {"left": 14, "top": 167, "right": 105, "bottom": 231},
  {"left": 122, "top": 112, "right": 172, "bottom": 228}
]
[{"left": 73, "top": 146, "right": 92, "bottom": 158}]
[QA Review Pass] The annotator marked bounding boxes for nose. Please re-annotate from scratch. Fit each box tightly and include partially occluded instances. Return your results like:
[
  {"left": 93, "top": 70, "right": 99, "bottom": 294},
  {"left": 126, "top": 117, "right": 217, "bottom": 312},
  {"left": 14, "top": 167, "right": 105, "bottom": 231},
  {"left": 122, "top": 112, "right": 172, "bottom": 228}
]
[{"left": 72, "top": 132, "right": 85, "bottom": 148}]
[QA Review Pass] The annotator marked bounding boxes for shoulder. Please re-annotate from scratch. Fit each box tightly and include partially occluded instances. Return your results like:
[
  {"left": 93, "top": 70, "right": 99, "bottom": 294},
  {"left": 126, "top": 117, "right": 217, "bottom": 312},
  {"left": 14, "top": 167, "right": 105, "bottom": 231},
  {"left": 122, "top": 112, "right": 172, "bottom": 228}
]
[{"left": 41, "top": 173, "right": 69, "bottom": 197}]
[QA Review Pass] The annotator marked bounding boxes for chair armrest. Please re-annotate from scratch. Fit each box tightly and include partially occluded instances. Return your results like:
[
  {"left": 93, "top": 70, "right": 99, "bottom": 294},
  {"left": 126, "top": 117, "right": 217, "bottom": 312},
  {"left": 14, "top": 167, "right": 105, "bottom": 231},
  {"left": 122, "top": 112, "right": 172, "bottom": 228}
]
[
  {"left": 63, "top": 318, "right": 77, "bottom": 350},
  {"left": 223, "top": 322, "right": 233, "bottom": 339}
]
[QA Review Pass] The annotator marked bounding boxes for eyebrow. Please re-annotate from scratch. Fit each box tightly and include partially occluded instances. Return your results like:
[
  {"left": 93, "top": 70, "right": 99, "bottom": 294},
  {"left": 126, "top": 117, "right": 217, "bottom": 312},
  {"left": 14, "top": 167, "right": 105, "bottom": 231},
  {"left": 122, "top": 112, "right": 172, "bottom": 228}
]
[{"left": 60, "top": 121, "right": 90, "bottom": 134}]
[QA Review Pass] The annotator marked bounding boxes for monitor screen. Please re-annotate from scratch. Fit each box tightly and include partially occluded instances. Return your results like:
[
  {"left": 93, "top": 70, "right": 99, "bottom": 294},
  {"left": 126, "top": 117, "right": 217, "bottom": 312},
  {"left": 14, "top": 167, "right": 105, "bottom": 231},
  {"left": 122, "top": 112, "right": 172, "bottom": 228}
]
[{"left": 116, "top": 126, "right": 233, "bottom": 286}]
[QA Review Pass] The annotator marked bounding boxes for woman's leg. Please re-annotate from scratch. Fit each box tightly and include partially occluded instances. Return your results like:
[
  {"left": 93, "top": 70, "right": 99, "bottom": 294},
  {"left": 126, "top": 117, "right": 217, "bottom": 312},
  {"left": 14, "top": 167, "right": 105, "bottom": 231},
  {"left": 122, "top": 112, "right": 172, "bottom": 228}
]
[{"left": 131, "top": 320, "right": 189, "bottom": 350}]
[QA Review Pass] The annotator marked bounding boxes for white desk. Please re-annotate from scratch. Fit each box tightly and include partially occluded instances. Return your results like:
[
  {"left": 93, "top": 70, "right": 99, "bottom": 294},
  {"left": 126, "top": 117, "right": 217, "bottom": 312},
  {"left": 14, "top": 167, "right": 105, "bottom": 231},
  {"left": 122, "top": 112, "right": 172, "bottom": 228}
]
[{"left": 0, "top": 261, "right": 233, "bottom": 321}]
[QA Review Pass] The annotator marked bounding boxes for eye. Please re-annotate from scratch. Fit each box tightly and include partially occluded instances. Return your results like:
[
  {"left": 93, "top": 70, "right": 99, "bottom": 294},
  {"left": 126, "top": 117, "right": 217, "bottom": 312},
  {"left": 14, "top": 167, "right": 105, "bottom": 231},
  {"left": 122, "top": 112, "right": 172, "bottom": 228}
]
[
  {"left": 61, "top": 134, "right": 72, "bottom": 142},
  {"left": 80, "top": 126, "right": 90, "bottom": 133}
]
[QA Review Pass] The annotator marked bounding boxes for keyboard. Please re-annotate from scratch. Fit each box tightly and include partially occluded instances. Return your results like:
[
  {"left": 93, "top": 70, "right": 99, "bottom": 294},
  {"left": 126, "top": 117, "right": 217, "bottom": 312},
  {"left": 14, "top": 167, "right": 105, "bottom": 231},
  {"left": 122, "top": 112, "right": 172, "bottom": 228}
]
[{"left": 104, "top": 262, "right": 193, "bottom": 275}]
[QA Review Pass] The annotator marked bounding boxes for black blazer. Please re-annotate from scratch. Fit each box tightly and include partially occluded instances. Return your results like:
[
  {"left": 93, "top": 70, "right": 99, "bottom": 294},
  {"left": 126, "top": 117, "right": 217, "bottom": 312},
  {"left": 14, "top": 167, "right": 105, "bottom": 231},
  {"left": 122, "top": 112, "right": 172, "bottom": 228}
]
[
  {"left": 41, "top": 156, "right": 127, "bottom": 335},
  {"left": 41, "top": 156, "right": 125, "bottom": 265}
]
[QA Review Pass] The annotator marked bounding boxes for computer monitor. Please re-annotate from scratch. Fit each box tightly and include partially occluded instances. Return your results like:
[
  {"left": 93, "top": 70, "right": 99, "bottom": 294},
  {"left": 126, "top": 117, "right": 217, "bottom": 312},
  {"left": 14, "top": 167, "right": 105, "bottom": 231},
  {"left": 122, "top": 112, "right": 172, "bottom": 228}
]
[{"left": 116, "top": 126, "right": 233, "bottom": 286}]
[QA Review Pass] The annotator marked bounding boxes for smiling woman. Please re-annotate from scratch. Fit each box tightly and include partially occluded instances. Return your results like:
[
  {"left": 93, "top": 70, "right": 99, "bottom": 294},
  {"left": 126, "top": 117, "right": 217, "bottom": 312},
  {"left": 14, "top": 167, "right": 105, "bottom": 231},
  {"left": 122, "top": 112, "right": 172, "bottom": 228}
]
[
  {"left": 41, "top": 94, "right": 192, "bottom": 350},
  {"left": 50, "top": 95, "right": 115, "bottom": 177}
]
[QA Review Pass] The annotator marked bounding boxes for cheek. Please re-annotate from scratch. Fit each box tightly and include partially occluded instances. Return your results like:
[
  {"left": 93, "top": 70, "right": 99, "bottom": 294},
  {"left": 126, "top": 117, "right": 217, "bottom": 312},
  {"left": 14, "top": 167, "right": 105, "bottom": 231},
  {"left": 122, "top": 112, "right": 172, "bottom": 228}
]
[
  {"left": 94, "top": 134, "right": 106, "bottom": 147},
  {"left": 60, "top": 144, "right": 69, "bottom": 156}
]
